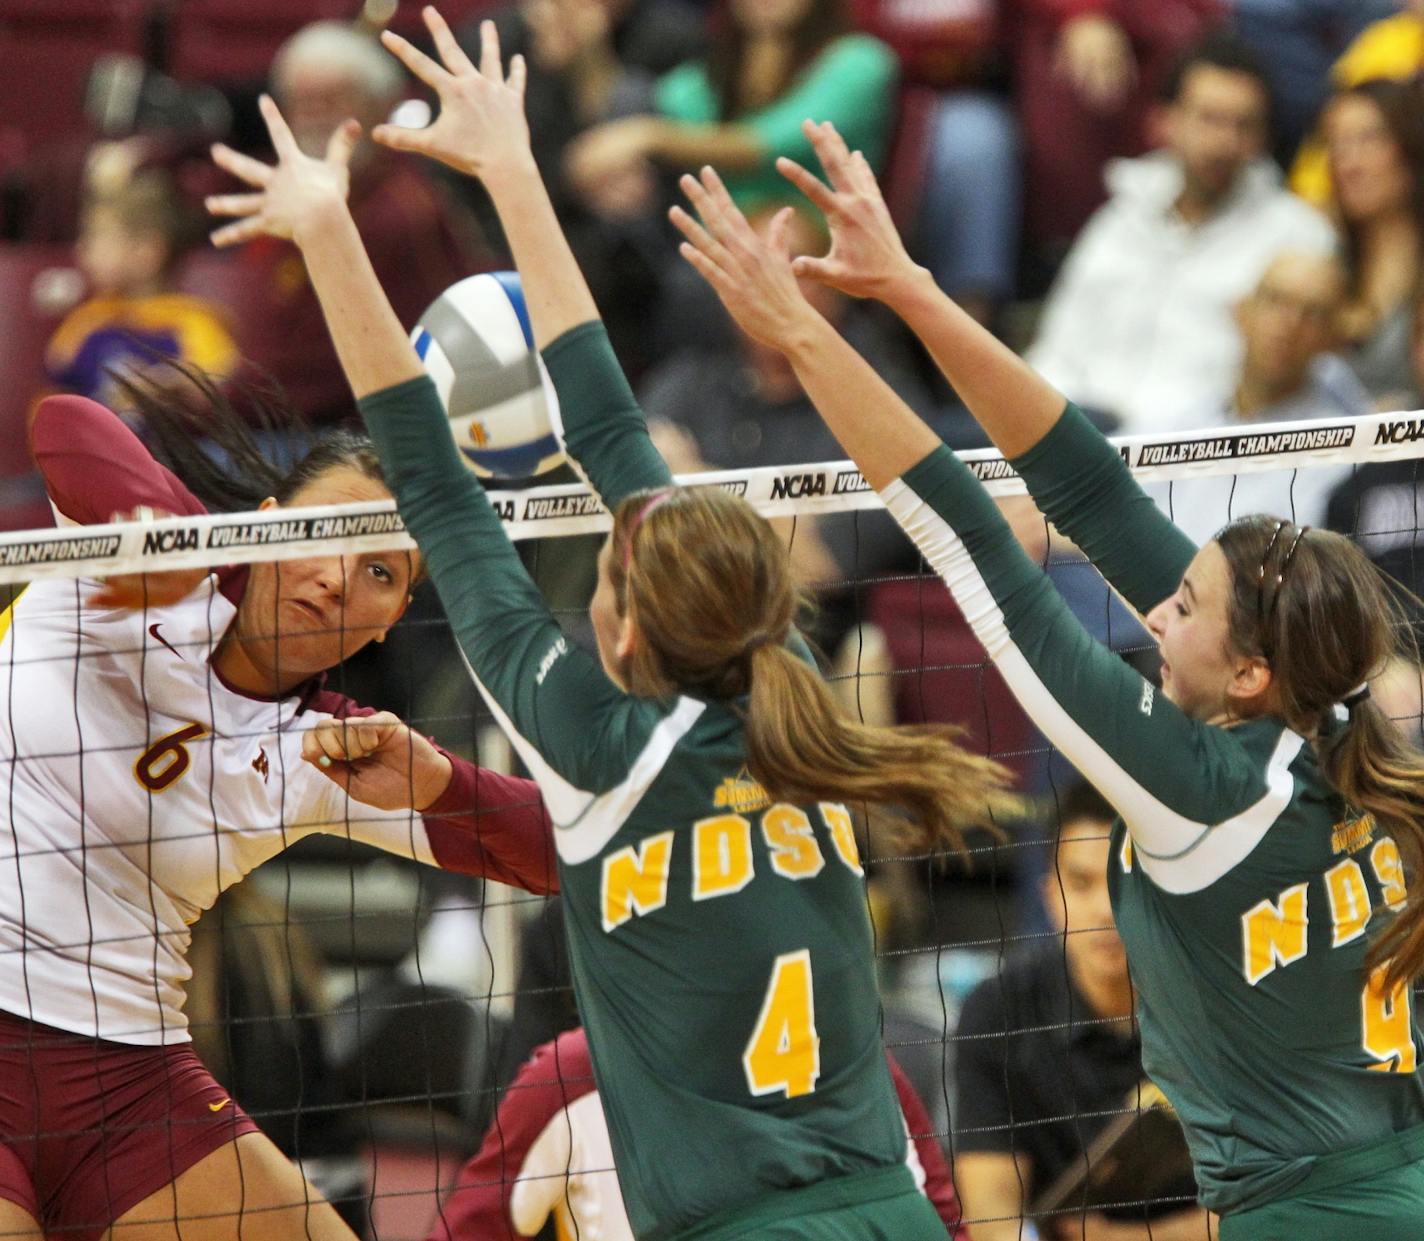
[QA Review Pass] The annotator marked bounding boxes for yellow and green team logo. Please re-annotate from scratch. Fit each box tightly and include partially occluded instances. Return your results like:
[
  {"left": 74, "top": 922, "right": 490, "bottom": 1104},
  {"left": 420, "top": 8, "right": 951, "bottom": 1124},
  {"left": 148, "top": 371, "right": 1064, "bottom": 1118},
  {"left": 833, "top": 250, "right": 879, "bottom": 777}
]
[
  {"left": 1330, "top": 813, "right": 1375, "bottom": 857},
  {"left": 713, "top": 767, "right": 770, "bottom": 814}
]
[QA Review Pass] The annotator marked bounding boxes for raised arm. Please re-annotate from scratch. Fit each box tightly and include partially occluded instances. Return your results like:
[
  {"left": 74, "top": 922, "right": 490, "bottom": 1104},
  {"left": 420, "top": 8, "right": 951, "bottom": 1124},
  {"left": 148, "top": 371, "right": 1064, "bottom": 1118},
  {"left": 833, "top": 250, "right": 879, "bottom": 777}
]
[
  {"left": 296, "top": 700, "right": 558, "bottom": 895},
  {"left": 31, "top": 394, "right": 206, "bottom": 524},
  {"left": 673, "top": 165, "right": 1284, "bottom": 893},
  {"left": 206, "top": 76, "right": 662, "bottom": 817},
  {"left": 774, "top": 121, "right": 1198, "bottom": 612},
  {"left": 29, "top": 393, "right": 218, "bottom": 608},
  {"left": 374, "top": 11, "right": 669, "bottom": 507}
]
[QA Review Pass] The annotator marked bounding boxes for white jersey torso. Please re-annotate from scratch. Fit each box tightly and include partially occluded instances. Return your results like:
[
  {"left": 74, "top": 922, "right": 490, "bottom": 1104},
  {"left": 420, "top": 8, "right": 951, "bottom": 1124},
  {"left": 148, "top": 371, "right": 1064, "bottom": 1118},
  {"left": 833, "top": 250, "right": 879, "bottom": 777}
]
[{"left": 0, "top": 575, "right": 438, "bottom": 1044}]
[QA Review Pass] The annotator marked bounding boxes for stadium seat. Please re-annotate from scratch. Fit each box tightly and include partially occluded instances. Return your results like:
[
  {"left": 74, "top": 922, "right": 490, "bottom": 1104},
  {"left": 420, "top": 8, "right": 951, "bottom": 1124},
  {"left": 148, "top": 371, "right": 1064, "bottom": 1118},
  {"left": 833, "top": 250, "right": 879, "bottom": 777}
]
[
  {"left": 177, "top": 247, "right": 270, "bottom": 336},
  {"left": 880, "top": 85, "right": 939, "bottom": 236},
  {"left": 170, "top": 0, "right": 504, "bottom": 87},
  {"left": 866, "top": 578, "right": 1038, "bottom": 783},
  {"left": 0, "top": 0, "right": 151, "bottom": 161},
  {"left": 168, "top": 0, "right": 352, "bottom": 85},
  {"left": 385, "top": 0, "right": 498, "bottom": 38},
  {"left": 0, "top": 242, "right": 80, "bottom": 533}
]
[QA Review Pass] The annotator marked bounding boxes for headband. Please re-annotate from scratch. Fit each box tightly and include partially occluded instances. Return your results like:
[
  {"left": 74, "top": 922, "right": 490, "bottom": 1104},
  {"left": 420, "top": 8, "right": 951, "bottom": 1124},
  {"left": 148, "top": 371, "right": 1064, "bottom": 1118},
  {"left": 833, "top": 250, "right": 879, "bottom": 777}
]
[{"left": 621, "top": 489, "right": 676, "bottom": 570}]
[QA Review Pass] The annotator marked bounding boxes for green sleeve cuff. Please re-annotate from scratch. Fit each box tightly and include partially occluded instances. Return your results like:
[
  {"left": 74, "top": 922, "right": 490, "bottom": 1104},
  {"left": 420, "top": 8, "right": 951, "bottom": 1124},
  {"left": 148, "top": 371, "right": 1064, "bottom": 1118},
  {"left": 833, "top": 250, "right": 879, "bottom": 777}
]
[
  {"left": 356, "top": 374, "right": 442, "bottom": 421},
  {"left": 1007, "top": 401, "right": 1093, "bottom": 479},
  {"left": 542, "top": 321, "right": 638, "bottom": 421}
]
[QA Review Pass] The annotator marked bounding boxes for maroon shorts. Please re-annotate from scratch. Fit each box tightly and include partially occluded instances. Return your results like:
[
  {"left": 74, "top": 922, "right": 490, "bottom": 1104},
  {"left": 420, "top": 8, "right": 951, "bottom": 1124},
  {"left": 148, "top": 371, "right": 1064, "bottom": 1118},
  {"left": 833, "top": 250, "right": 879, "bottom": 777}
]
[{"left": 0, "top": 1008, "right": 258, "bottom": 1240}]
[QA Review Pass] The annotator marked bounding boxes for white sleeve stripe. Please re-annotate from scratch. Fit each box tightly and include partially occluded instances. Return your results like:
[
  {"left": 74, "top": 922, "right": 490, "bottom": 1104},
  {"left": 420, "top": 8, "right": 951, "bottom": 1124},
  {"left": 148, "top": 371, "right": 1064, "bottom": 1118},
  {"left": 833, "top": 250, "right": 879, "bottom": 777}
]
[
  {"left": 508, "top": 1109, "right": 572, "bottom": 1234},
  {"left": 901, "top": 1115, "right": 928, "bottom": 1194},
  {"left": 457, "top": 647, "right": 705, "bottom": 866},
  {"left": 880, "top": 480, "right": 1301, "bottom": 894}
]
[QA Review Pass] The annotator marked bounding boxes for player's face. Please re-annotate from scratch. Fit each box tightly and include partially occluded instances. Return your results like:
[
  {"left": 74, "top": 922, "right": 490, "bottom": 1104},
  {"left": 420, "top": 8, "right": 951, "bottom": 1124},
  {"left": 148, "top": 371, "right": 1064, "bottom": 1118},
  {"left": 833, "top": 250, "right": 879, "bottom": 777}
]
[
  {"left": 1238, "top": 255, "right": 1344, "bottom": 393},
  {"left": 1326, "top": 95, "right": 1412, "bottom": 226},
  {"left": 1045, "top": 819, "right": 1127, "bottom": 985},
  {"left": 231, "top": 467, "right": 414, "bottom": 692},
  {"left": 1145, "top": 541, "right": 1251, "bottom": 722},
  {"left": 591, "top": 535, "right": 632, "bottom": 690},
  {"left": 77, "top": 207, "right": 168, "bottom": 298},
  {"left": 274, "top": 65, "right": 384, "bottom": 160},
  {"left": 1165, "top": 66, "right": 1268, "bottom": 204}
]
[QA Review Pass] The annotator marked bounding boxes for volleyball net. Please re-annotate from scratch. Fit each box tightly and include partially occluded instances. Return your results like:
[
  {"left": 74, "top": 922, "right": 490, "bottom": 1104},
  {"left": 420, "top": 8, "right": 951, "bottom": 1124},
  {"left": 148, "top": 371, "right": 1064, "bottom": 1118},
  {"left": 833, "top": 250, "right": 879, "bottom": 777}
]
[{"left": 2, "top": 408, "right": 1423, "bottom": 1240}]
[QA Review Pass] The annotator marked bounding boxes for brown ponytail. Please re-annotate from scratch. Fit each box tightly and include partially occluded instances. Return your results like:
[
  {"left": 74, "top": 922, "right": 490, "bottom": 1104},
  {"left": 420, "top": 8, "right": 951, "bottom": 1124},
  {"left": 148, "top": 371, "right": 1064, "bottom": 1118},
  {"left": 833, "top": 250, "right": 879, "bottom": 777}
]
[
  {"left": 1323, "top": 697, "right": 1424, "bottom": 991},
  {"left": 742, "top": 641, "right": 1017, "bottom": 853},
  {"left": 1218, "top": 516, "right": 1424, "bottom": 990},
  {"left": 610, "top": 487, "right": 1016, "bottom": 854}
]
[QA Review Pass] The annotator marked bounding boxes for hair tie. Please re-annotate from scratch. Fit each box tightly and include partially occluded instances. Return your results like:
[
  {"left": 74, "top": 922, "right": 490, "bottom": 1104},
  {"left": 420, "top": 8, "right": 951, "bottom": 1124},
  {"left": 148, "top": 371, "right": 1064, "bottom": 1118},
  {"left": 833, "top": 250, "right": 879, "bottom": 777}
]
[
  {"left": 621, "top": 489, "right": 676, "bottom": 570},
  {"left": 1331, "top": 682, "right": 1371, "bottom": 726},
  {"left": 743, "top": 631, "right": 779, "bottom": 659},
  {"left": 1342, "top": 682, "right": 1371, "bottom": 710}
]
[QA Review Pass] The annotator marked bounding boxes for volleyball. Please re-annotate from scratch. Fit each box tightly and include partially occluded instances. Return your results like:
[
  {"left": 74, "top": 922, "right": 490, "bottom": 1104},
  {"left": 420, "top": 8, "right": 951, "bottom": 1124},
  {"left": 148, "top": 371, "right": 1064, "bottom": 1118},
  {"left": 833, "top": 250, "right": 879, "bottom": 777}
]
[{"left": 411, "top": 271, "right": 566, "bottom": 479}]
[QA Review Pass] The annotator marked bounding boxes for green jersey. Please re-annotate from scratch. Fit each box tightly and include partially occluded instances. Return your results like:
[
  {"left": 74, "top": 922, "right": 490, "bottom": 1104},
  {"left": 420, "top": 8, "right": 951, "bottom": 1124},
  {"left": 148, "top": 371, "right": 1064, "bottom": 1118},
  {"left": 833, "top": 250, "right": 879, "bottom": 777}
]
[
  {"left": 881, "top": 404, "right": 1424, "bottom": 1216},
  {"left": 358, "top": 324, "right": 908, "bottom": 1241}
]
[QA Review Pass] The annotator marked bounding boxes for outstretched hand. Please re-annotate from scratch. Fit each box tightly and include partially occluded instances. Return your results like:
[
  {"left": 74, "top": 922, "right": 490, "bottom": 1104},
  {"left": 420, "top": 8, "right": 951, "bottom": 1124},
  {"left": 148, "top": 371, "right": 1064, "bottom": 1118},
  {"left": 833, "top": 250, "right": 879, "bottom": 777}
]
[
  {"left": 207, "top": 95, "right": 357, "bottom": 248},
  {"left": 776, "top": 120, "right": 922, "bottom": 301},
  {"left": 669, "top": 166, "right": 823, "bottom": 353},
  {"left": 373, "top": 11, "right": 530, "bottom": 182}
]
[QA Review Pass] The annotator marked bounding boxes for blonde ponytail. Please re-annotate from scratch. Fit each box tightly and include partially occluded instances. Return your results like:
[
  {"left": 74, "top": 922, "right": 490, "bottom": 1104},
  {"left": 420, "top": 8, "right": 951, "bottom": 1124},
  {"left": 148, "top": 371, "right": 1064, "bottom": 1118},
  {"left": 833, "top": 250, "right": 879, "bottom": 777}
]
[
  {"left": 611, "top": 487, "right": 1017, "bottom": 855},
  {"left": 1323, "top": 699, "right": 1424, "bottom": 992},
  {"left": 743, "top": 642, "right": 1015, "bottom": 852}
]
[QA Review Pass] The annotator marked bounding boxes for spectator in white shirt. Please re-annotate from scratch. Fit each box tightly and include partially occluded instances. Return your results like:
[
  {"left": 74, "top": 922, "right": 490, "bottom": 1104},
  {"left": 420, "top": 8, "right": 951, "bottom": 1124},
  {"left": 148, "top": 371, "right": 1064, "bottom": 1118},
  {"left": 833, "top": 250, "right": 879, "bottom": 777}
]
[
  {"left": 1149, "top": 250, "right": 1365, "bottom": 545},
  {"left": 1028, "top": 31, "right": 1336, "bottom": 436}
]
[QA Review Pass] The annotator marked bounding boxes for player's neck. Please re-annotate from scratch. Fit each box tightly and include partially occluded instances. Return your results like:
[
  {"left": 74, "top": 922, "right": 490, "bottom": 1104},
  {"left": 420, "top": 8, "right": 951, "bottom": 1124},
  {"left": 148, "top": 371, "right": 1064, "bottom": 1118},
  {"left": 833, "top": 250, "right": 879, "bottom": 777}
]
[{"left": 211, "top": 633, "right": 303, "bottom": 699}]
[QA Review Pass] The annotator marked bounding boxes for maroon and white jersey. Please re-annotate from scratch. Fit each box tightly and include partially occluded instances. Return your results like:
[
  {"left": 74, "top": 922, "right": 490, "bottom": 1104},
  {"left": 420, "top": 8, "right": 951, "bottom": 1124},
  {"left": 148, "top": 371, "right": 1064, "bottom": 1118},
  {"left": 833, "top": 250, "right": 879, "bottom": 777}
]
[
  {"left": 429, "top": 1029, "right": 971, "bottom": 1241},
  {"left": 0, "top": 396, "right": 555, "bottom": 1045}
]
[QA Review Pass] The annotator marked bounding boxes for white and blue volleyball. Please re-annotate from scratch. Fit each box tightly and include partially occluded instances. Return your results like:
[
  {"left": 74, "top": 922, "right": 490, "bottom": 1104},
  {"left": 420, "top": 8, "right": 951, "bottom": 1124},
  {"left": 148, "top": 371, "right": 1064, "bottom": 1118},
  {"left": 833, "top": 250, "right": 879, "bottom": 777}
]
[{"left": 412, "top": 271, "right": 566, "bottom": 479}]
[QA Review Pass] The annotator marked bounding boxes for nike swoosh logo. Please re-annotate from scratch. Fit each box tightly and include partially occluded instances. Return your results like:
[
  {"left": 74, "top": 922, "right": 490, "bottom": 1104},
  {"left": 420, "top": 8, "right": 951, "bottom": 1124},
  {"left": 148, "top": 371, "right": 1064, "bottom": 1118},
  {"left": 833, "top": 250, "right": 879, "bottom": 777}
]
[
  {"left": 208, "top": 1098, "right": 231, "bottom": 1112},
  {"left": 148, "top": 623, "right": 183, "bottom": 660}
]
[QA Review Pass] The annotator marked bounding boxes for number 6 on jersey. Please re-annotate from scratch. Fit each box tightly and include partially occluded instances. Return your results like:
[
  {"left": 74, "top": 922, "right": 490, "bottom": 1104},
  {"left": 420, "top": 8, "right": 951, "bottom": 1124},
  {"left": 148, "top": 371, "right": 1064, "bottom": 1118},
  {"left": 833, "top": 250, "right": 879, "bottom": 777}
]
[{"left": 743, "top": 949, "right": 820, "bottom": 1098}]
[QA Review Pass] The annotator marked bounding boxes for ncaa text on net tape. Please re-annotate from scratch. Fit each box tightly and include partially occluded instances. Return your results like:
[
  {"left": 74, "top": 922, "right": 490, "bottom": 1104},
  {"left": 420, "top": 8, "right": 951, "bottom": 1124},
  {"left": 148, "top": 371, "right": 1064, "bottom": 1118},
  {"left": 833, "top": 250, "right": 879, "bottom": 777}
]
[{"left": 4, "top": 408, "right": 1424, "bottom": 585}]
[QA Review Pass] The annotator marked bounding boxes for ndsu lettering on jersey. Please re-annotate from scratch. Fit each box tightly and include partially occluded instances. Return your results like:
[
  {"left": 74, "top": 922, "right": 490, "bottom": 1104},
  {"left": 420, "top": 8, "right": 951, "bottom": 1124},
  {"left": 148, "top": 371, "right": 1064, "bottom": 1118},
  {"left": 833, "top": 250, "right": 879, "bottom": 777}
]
[
  {"left": 1241, "top": 830, "right": 1404, "bottom": 985},
  {"left": 600, "top": 803, "right": 860, "bottom": 934},
  {"left": 1238, "top": 828, "right": 1418, "bottom": 1074}
]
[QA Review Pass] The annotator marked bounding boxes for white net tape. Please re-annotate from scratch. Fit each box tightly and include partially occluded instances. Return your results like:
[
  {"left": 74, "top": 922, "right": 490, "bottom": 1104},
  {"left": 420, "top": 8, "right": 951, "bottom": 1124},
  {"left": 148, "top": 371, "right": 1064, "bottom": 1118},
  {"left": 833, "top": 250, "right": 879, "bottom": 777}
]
[{"left": 5, "top": 409, "right": 1422, "bottom": 583}]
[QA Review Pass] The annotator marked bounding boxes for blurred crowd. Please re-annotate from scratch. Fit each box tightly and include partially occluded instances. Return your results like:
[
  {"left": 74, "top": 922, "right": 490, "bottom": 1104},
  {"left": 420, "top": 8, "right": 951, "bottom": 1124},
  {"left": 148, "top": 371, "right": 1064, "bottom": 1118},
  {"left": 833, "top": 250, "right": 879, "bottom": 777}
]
[{"left": 7, "top": 1, "right": 1424, "bottom": 1238}]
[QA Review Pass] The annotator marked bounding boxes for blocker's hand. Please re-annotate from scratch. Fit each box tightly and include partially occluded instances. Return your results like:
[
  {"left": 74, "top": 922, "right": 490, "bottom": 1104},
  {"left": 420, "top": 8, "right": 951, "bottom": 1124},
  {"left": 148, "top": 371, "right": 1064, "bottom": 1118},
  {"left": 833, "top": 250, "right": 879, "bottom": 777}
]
[
  {"left": 206, "top": 95, "right": 357, "bottom": 248},
  {"left": 670, "top": 166, "right": 823, "bottom": 353},
  {"left": 776, "top": 120, "right": 922, "bottom": 302},
  {"left": 373, "top": 11, "right": 531, "bottom": 183},
  {"left": 302, "top": 711, "right": 453, "bottom": 811}
]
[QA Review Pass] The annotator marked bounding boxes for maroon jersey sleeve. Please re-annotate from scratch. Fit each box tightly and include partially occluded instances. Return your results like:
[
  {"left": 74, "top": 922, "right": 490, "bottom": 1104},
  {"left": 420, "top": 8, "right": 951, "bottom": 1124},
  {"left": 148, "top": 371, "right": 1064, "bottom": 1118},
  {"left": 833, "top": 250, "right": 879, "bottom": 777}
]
[
  {"left": 309, "top": 688, "right": 559, "bottom": 895},
  {"left": 427, "top": 1028, "right": 595, "bottom": 1241},
  {"left": 420, "top": 757, "right": 558, "bottom": 895},
  {"left": 29, "top": 394, "right": 207, "bottom": 524},
  {"left": 889, "top": 1052, "right": 970, "bottom": 1239}
]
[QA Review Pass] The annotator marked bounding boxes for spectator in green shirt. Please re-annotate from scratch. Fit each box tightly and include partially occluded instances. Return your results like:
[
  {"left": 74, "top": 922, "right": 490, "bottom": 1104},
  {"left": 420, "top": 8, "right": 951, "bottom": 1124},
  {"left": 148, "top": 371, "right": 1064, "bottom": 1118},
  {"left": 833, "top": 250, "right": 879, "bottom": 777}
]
[{"left": 565, "top": 0, "right": 897, "bottom": 219}]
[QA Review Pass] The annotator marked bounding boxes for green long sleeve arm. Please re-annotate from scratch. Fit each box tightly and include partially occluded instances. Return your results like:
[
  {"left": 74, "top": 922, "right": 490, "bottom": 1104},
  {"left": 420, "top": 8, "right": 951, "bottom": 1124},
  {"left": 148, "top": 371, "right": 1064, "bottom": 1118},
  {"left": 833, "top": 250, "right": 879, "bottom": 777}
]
[
  {"left": 544, "top": 321, "right": 672, "bottom": 507},
  {"left": 1010, "top": 403, "right": 1199, "bottom": 614},
  {"left": 357, "top": 376, "right": 675, "bottom": 817},
  {"left": 882, "top": 444, "right": 1303, "bottom": 895}
]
